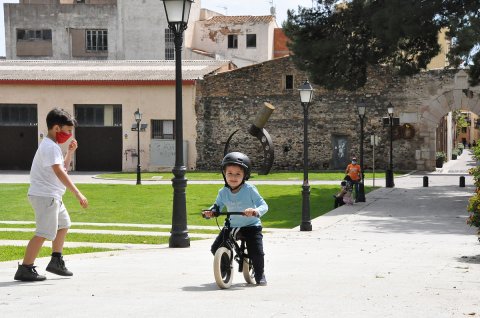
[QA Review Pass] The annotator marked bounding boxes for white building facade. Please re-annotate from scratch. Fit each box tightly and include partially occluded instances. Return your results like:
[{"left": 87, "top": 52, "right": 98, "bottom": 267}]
[
  {"left": 0, "top": 59, "right": 232, "bottom": 171},
  {"left": 4, "top": 0, "right": 204, "bottom": 60},
  {"left": 192, "top": 14, "right": 278, "bottom": 68}
]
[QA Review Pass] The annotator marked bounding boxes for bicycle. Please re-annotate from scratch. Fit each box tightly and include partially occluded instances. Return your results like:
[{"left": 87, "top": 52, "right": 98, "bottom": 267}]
[{"left": 202, "top": 207, "right": 256, "bottom": 289}]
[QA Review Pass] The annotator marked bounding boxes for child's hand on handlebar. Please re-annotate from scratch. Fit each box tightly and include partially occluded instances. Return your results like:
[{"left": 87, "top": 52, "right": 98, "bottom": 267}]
[
  {"left": 202, "top": 210, "right": 215, "bottom": 219},
  {"left": 244, "top": 208, "right": 258, "bottom": 217}
]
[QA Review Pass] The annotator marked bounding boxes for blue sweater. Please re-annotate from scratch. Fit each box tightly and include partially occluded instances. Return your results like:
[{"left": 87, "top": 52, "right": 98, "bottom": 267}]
[{"left": 214, "top": 183, "right": 268, "bottom": 228}]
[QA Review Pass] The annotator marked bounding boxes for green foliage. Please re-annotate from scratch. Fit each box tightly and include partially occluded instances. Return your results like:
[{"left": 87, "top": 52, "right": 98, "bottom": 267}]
[
  {"left": 453, "top": 110, "right": 469, "bottom": 134},
  {"left": 436, "top": 151, "right": 446, "bottom": 160},
  {"left": 444, "top": 0, "right": 480, "bottom": 86},
  {"left": 467, "top": 166, "right": 480, "bottom": 229},
  {"left": 472, "top": 144, "right": 480, "bottom": 161},
  {"left": 284, "top": 0, "right": 480, "bottom": 90}
]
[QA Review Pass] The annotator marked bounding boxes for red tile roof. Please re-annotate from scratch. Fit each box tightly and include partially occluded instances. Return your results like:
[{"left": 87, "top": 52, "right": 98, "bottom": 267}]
[
  {"left": 205, "top": 15, "right": 275, "bottom": 24},
  {"left": 273, "top": 28, "right": 291, "bottom": 58}
]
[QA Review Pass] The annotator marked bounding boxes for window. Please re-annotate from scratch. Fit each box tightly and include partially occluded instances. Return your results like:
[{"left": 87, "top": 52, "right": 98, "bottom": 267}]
[
  {"left": 285, "top": 75, "right": 294, "bottom": 90},
  {"left": 16, "top": 29, "right": 52, "bottom": 41},
  {"left": 228, "top": 34, "right": 238, "bottom": 49},
  {"left": 246, "top": 34, "right": 256, "bottom": 48},
  {"left": 152, "top": 120, "right": 175, "bottom": 139},
  {"left": 165, "top": 28, "right": 174, "bottom": 60},
  {"left": 75, "top": 105, "right": 122, "bottom": 127},
  {"left": 86, "top": 29, "right": 108, "bottom": 52},
  {"left": 0, "top": 104, "right": 37, "bottom": 126}
]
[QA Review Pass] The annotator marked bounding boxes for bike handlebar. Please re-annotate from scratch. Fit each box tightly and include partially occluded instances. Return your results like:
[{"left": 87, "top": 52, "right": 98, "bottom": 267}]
[
  {"left": 201, "top": 210, "right": 245, "bottom": 218},
  {"left": 201, "top": 204, "right": 259, "bottom": 219}
]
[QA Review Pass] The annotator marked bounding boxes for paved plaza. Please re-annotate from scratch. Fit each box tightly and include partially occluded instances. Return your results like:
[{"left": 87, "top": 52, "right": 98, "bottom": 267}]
[{"left": 0, "top": 151, "right": 479, "bottom": 317}]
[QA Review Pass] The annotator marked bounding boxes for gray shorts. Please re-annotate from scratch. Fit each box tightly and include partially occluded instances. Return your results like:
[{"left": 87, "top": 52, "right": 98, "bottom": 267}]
[{"left": 28, "top": 195, "right": 71, "bottom": 241}]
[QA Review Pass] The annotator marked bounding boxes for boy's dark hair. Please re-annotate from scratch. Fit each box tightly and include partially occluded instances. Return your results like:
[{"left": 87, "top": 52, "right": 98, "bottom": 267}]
[{"left": 46, "top": 108, "right": 77, "bottom": 129}]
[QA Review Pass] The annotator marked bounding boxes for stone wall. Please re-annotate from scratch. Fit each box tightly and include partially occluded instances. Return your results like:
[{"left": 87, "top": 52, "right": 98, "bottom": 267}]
[{"left": 195, "top": 56, "right": 458, "bottom": 172}]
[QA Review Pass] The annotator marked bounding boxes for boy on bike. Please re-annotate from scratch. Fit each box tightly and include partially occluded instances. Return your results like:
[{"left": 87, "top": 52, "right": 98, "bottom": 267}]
[{"left": 202, "top": 152, "right": 268, "bottom": 286}]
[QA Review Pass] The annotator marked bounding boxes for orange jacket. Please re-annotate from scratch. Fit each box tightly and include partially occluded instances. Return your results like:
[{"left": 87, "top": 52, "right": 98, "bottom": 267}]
[{"left": 345, "top": 163, "right": 361, "bottom": 181}]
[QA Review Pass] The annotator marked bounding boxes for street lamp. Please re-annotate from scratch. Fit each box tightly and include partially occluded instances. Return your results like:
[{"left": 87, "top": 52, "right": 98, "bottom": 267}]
[
  {"left": 299, "top": 80, "right": 314, "bottom": 231},
  {"left": 134, "top": 108, "right": 142, "bottom": 185},
  {"left": 386, "top": 102, "right": 395, "bottom": 188},
  {"left": 356, "top": 100, "right": 366, "bottom": 202},
  {"left": 162, "top": 0, "right": 193, "bottom": 248}
]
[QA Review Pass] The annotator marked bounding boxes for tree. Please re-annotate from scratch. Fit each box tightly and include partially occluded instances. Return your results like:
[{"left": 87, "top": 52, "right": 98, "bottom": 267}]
[
  {"left": 283, "top": 0, "right": 480, "bottom": 91},
  {"left": 452, "top": 109, "right": 469, "bottom": 135}
]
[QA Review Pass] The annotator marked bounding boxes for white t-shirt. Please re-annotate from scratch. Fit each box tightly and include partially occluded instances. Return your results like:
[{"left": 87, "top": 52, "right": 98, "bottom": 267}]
[{"left": 28, "top": 138, "right": 66, "bottom": 200}]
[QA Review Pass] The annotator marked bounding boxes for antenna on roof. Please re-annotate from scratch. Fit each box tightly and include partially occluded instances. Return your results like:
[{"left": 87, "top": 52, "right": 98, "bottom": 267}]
[
  {"left": 267, "top": 0, "right": 276, "bottom": 16},
  {"left": 217, "top": 6, "right": 227, "bottom": 15}
]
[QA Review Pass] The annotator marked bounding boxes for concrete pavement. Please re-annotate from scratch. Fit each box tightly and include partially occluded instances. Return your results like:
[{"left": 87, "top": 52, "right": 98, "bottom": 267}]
[
  {"left": 0, "top": 151, "right": 479, "bottom": 317},
  {"left": 0, "top": 170, "right": 382, "bottom": 186}
]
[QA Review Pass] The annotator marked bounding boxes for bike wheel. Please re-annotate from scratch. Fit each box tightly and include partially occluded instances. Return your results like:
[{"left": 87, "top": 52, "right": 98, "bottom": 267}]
[
  {"left": 213, "top": 247, "right": 234, "bottom": 289},
  {"left": 242, "top": 257, "right": 255, "bottom": 284}
]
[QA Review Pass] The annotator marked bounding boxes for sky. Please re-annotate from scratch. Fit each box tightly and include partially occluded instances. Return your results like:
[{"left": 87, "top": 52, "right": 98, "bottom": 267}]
[
  {"left": 0, "top": 0, "right": 18, "bottom": 56},
  {"left": 0, "top": 0, "right": 314, "bottom": 56}
]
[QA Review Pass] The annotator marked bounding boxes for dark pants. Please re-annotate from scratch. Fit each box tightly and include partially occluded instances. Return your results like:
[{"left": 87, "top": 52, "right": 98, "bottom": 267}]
[
  {"left": 211, "top": 226, "right": 265, "bottom": 280},
  {"left": 334, "top": 196, "right": 345, "bottom": 208},
  {"left": 351, "top": 180, "right": 360, "bottom": 200}
]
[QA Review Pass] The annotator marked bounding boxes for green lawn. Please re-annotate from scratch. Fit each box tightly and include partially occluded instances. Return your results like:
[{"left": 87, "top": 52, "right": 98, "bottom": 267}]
[
  {"left": 98, "top": 170, "right": 405, "bottom": 181},
  {"left": 0, "top": 246, "right": 114, "bottom": 262},
  {"left": 0, "top": 183, "right": 374, "bottom": 228},
  {"left": 0, "top": 231, "right": 179, "bottom": 245},
  {"left": 0, "top": 183, "right": 375, "bottom": 262},
  {"left": 0, "top": 222, "right": 220, "bottom": 234}
]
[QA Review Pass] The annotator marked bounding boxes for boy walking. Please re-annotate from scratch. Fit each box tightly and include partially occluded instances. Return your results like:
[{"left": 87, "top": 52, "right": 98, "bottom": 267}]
[{"left": 14, "top": 108, "right": 88, "bottom": 282}]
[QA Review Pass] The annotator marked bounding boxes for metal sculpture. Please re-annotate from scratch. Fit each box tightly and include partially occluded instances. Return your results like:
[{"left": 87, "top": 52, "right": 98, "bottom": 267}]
[{"left": 224, "top": 102, "right": 275, "bottom": 175}]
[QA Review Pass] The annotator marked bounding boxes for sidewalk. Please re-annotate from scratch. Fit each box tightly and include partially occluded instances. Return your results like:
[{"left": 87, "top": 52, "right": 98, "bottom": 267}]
[
  {"left": 0, "top": 152, "right": 479, "bottom": 317},
  {"left": 0, "top": 170, "right": 384, "bottom": 186}
]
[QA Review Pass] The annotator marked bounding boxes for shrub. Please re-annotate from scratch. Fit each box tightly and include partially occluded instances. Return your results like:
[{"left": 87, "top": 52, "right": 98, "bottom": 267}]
[
  {"left": 436, "top": 151, "right": 446, "bottom": 160},
  {"left": 468, "top": 167, "right": 480, "bottom": 231},
  {"left": 467, "top": 194, "right": 480, "bottom": 228},
  {"left": 473, "top": 144, "right": 480, "bottom": 160}
]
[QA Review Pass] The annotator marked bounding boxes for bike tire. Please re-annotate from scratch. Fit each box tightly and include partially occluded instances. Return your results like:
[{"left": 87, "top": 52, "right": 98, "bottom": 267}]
[
  {"left": 213, "top": 247, "right": 234, "bottom": 289},
  {"left": 242, "top": 257, "right": 255, "bottom": 284}
]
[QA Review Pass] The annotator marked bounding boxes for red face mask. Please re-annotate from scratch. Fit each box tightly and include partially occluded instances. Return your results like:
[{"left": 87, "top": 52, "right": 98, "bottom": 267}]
[{"left": 56, "top": 131, "right": 72, "bottom": 144}]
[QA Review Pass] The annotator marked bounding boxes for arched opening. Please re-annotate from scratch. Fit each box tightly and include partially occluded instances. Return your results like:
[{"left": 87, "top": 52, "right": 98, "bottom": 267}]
[{"left": 419, "top": 70, "right": 480, "bottom": 171}]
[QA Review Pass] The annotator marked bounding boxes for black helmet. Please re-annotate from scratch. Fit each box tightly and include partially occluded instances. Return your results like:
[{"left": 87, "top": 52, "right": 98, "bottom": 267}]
[{"left": 221, "top": 152, "right": 251, "bottom": 181}]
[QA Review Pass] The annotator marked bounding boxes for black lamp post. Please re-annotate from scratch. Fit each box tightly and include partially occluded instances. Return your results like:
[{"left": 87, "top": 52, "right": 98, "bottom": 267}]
[
  {"left": 134, "top": 108, "right": 142, "bottom": 185},
  {"left": 356, "top": 100, "right": 366, "bottom": 202},
  {"left": 299, "top": 80, "right": 314, "bottom": 232},
  {"left": 386, "top": 103, "right": 395, "bottom": 188},
  {"left": 162, "top": 0, "right": 193, "bottom": 248}
]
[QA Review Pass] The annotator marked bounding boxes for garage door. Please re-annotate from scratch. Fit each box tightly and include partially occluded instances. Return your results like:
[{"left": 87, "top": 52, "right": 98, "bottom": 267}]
[
  {"left": 0, "top": 104, "right": 37, "bottom": 170},
  {"left": 75, "top": 126, "right": 122, "bottom": 171},
  {"left": 74, "top": 104, "right": 122, "bottom": 171}
]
